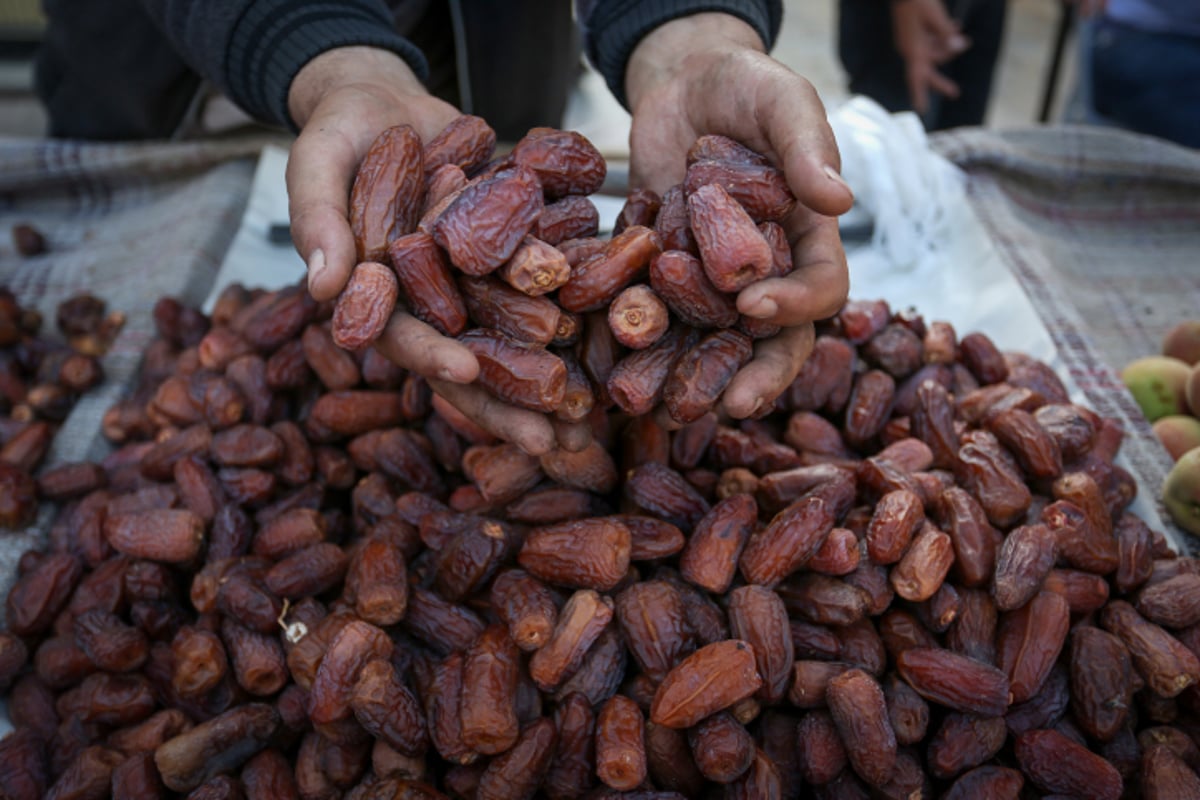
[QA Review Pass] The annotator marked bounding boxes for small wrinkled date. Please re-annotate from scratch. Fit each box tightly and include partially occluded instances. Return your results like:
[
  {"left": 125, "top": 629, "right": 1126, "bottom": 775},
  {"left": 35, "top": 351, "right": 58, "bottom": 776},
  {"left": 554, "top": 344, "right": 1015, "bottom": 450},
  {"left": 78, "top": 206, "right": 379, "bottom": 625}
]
[{"left": 331, "top": 261, "right": 398, "bottom": 351}]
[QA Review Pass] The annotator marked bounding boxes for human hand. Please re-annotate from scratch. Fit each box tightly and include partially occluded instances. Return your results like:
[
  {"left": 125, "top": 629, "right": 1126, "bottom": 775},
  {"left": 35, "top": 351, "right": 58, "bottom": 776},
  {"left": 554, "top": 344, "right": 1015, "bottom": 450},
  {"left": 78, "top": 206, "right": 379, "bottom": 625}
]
[
  {"left": 891, "top": 0, "right": 971, "bottom": 115},
  {"left": 1064, "top": 0, "right": 1107, "bottom": 17},
  {"left": 286, "top": 47, "right": 589, "bottom": 455},
  {"left": 625, "top": 13, "right": 853, "bottom": 424}
]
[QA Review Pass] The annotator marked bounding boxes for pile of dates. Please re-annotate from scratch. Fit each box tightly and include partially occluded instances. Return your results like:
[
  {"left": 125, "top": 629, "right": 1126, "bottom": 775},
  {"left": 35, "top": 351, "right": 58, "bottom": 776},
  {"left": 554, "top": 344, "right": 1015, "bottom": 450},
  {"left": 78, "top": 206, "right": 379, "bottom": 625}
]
[
  {"left": 0, "top": 289, "right": 121, "bottom": 529},
  {"left": 332, "top": 118, "right": 796, "bottom": 423},
  {"left": 1, "top": 278, "right": 1199, "bottom": 799},
  {"left": 1, "top": 121, "right": 1200, "bottom": 798}
]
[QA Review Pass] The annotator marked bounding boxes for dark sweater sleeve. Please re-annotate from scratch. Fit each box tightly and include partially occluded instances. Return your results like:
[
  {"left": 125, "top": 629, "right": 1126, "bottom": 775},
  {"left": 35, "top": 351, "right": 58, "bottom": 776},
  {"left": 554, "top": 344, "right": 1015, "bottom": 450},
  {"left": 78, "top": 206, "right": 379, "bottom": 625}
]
[
  {"left": 577, "top": 0, "right": 784, "bottom": 109},
  {"left": 139, "top": 0, "right": 430, "bottom": 130}
]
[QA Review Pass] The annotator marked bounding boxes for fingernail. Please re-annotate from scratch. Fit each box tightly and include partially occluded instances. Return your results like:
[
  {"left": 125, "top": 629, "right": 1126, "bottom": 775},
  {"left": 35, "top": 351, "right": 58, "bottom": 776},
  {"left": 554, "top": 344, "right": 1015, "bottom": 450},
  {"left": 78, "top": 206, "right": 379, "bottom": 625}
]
[
  {"left": 746, "top": 296, "right": 777, "bottom": 319},
  {"left": 306, "top": 248, "right": 326, "bottom": 289},
  {"left": 823, "top": 164, "right": 850, "bottom": 191},
  {"left": 749, "top": 397, "right": 764, "bottom": 417},
  {"left": 949, "top": 35, "right": 969, "bottom": 52}
]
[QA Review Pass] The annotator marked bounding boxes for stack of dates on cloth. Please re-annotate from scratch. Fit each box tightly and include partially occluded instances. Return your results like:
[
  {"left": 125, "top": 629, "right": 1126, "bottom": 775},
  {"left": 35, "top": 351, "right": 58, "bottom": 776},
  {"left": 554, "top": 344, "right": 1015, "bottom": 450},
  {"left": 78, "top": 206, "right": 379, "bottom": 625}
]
[
  {"left": 2, "top": 130, "right": 1200, "bottom": 799},
  {"left": 332, "top": 117, "right": 797, "bottom": 424},
  {"left": 0, "top": 289, "right": 120, "bottom": 530}
]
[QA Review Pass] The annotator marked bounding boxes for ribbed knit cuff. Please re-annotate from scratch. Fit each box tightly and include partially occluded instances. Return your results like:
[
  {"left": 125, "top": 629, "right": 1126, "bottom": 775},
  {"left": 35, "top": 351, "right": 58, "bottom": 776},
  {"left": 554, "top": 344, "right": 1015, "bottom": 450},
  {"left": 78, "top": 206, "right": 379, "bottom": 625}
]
[
  {"left": 581, "top": 0, "right": 783, "bottom": 110},
  {"left": 225, "top": 0, "right": 430, "bottom": 131}
]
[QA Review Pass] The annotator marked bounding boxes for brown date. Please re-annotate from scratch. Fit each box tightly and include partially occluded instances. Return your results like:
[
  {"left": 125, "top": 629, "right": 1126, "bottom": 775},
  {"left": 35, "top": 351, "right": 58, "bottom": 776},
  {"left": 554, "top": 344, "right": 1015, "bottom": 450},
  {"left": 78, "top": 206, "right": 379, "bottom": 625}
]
[
  {"left": 105, "top": 509, "right": 203, "bottom": 563},
  {"left": 650, "top": 640, "right": 762, "bottom": 728},
  {"left": 332, "top": 261, "right": 398, "bottom": 351},
  {"left": 476, "top": 716, "right": 557, "bottom": 800},
  {"left": 826, "top": 668, "right": 897, "bottom": 787},
  {"left": 679, "top": 493, "right": 756, "bottom": 594},
  {"left": 624, "top": 460, "right": 711, "bottom": 531},
  {"left": 510, "top": 126, "right": 606, "bottom": 198},
  {"left": 649, "top": 249, "right": 739, "bottom": 329},
  {"left": 533, "top": 198, "right": 600, "bottom": 247},
  {"left": 519, "top": 517, "right": 631, "bottom": 591},
  {"left": 559, "top": 225, "right": 663, "bottom": 313},
  {"left": 607, "top": 325, "right": 695, "bottom": 416},
  {"left": 959, "top": 331, "right": 1009, "bottom": 385},
  {"left": 498, "top": 234, "right": 573, "bottom": 297},
  {"left": 844, "top": 369, "right": 896, "bottom": 450},
  {"left": 613, "top": 187, "right": 663, "bottom": 235},
  {"left": 997, "top": 590, "right": 1070, "bottom": 704},
  {"left": 528, "top": 589, "right": 613, "bottom": 691},
  {"left": 387, "top": 231, "right": 469, "bottom": 336},
  {"left": 458, "top": 274, "right": 561, "bottom": 345},
  {"left": 687, "top": 182, "right": 774, "bottom": 293},
  {"left": 595, "top": 694, "right": 647, "bottom": 791},
  {"left": 460, "top": 624, "right": 521, "bottom": 755},
  {"left": 615, "top": 580, "right": 689, "bottom": 684},
  {"left": 608, "top": 284, "right": 669, "bottom": 350},
  {"left": 1014, "top": 728, "right": 1122, "bottom": 800},
  {"left": 727, "top": 584, "right": 793, "bottom": 704},
  {"left": 432, "top": 165, "right": 544, "bottom": 275},
  {"left": 1101, "top": 600, "right": 1200, "bottom": 698},
  {"left": 423, "top": 114, "right": 496, "bottom": 175},
  {"left": 688, "top": 711, "right": 754, "bottom": 784},
  {"left": 740, "top": 481, "right": 845, "bottom": 587},
  {"left": 350, "top": 125, "right": 423, "bottom": 262},
  {"left": 459, "top": 328, "right": 567, "bottom": 413},
  {"left": 154, "top": 704, "right": 279, "bottom": 792},
  {"left": 991, "top": 522, "right": 1057, "bottom": 611},
  {"left": 895, "top": 647, "right": 1011, "bottom": 717},
  {"left": 685, "top": 158, "right": 795, "bottom": 223},
  {"left": 662, "top": 329, "right": 753, "bottom": 425}
]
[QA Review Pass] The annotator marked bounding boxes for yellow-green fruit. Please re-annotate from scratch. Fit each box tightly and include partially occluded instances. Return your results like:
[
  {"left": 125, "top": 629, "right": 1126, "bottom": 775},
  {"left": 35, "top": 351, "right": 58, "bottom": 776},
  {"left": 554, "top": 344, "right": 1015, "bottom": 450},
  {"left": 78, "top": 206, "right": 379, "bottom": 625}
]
[
  {"left": 1121, "top": 356, "right": 1192, "bottom": 422},
  {"left": 1163, "top": 320, "right": 1200, "bottom": 365},
  {"left": 1163, "top": 446, "right": 1200, "bottom": 536},
  {"left": 1153, "top": 415, "right": 1200, "bottom": 461},
  {"left": 1188, "top": 362, "right": 1200, "bottom": 417}
]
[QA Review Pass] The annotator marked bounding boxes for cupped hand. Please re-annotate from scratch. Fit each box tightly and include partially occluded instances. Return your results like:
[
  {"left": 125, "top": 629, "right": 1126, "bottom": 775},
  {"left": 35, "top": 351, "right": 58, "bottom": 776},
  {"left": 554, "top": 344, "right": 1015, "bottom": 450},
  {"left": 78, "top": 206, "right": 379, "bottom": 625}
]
[
  {"left": 285, "top": 46, "right": 586, "bottom": 456},
  {"left": 286, "top": 46, "right": 460, "bottom": 301},
  {"left": 625, "top": 13, "right": 854, "bottom": 424}
]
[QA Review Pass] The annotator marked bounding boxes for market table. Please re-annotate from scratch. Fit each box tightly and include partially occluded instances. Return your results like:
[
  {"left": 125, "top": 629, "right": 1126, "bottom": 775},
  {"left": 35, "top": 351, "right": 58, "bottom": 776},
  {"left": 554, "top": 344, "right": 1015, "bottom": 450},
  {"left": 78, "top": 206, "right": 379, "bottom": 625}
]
[{"left": 0, "top": 120, "right": 1197, "bottom": 595}]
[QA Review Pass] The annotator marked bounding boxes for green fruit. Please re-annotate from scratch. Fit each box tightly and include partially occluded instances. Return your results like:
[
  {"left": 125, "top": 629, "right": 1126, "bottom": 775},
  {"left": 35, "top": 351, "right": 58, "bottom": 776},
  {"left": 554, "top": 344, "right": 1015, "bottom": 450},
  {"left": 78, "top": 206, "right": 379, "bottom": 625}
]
[
  {"left": 1152, "top": 415, "right": 1200, "bottom": 462},
  {"left": 1121, "top": 356, "right": 1191, "bottom": 422},
  {"left": 1163, "top": 446, "right": 1200, "bottom": 536}
]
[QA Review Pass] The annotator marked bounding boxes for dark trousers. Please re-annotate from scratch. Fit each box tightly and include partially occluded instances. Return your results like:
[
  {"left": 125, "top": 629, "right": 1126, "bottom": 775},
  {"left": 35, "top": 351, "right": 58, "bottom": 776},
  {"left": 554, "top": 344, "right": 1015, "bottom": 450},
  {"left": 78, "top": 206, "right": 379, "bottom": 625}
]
[
  {"left": 1091, "top": 18, "right": 1200, "bottom": 149},
  {"left": 838, "top": 0, "right": 1008, "bottom": 130}
]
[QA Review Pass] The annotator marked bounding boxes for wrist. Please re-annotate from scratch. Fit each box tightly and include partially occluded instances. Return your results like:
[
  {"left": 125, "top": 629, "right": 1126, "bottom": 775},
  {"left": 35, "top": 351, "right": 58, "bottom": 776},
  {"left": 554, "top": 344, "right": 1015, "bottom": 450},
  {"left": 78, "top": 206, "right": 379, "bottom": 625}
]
[
  {"left": 625, "top": 13, "right": 765, "bottom": 112},
  {"left": 288, "top": 46, "right": 429, "bottom": 129}
]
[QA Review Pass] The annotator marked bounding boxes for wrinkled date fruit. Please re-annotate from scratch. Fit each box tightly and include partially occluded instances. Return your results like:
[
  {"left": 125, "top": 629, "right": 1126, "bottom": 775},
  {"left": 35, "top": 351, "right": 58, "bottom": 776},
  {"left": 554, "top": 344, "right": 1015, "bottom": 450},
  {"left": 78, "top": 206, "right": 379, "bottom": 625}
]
[
  {"left": 432, "top": 166, "right": 544, "bottom": 275},
  {"left": 687, "top": 183, "right": 774, "bottom": 293},
  {"left": 650, "top": 640, "right": 762, "bottom": 728},
  {"left": 350, "top": 124, "right": 423, "bottom": 262},
  {"left": 459, "top": 328, "right": 567, "bottom": 413},
  {"left": 331, "top": 261, "right": 398, "bottom": 351}
]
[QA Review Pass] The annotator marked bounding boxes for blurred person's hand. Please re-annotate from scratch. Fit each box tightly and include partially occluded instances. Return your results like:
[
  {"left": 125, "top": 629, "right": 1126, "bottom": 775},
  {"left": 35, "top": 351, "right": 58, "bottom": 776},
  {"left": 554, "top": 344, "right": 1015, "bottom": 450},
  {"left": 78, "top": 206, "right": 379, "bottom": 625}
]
[
  {"left": 1065, "top": 0, "right": 1108, "bottom": 17},
  {"left": 625, "top": 13, "right": 854, "bottom": 424},
  {"left": 286, "top": 46, "right": 589, "bottom": 456},
  {"left": 892, "top": 0, "right": 972, "bottom": 115}
]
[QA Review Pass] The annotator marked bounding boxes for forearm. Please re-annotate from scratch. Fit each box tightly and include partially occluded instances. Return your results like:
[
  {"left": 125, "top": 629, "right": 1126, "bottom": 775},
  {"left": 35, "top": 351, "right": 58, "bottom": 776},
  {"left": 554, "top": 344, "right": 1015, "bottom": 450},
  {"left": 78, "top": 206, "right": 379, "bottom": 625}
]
[
  {"left": 139, "top": 0, "right": 427, "bottom": 129},
  {"left": 578, "top": 0, "right": 782, "bottom": 108},
  {"left": 625, "top": 13, "right": 765, "bottom": 110},
  {"left": 288, "top": 46, "right": 430, "bottom": 129}
]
